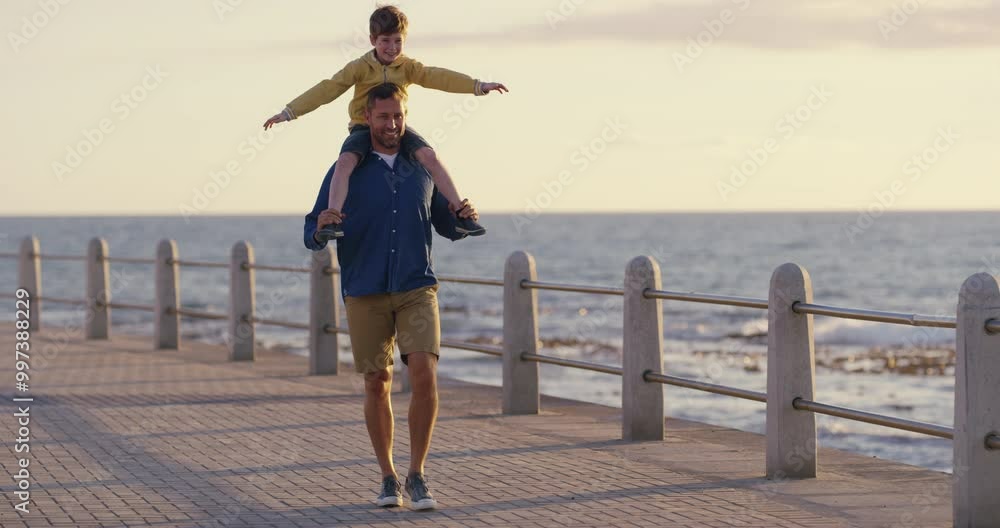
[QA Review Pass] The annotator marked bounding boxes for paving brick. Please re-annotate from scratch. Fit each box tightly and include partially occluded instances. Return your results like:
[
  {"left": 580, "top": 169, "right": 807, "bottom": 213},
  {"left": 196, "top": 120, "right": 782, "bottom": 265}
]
[{"left": 0, "top": 330, "right": 953, "bottom": 527}]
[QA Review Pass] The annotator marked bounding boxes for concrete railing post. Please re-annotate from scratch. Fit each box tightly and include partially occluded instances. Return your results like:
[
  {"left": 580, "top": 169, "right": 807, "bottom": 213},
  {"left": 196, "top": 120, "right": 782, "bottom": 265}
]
[
  {"left": 953, "top": 272, "right": 1000, "bottom": 527},
  {"left": 229, "top": 241, "right": 255, "bottom": 361},
  {"left": 503, "top": 250, "right": 539, "bottom": 415},
  {"left": 309, "top": 247, "right": 339, "bottom": 375},
  {"left": 85, "top": 238, "right": 111, "bottom": 339},
  {"left": 18, "top": 236, "right": 41, "bottom": 331},
  {"left": 154, "top": 239, "right": 180, "bottom": 350},
  {"left": 623, "top": 256, "right": 665, "bottom": 441},
  {"left": 766, "top": 263, "right": 817, "bottom": 479}
]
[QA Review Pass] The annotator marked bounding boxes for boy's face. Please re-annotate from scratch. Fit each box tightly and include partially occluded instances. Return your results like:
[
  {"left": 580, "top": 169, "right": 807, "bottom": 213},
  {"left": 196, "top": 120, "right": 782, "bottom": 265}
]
[{"left": 370, "top": 32, "right": 404, "bottom": 64}]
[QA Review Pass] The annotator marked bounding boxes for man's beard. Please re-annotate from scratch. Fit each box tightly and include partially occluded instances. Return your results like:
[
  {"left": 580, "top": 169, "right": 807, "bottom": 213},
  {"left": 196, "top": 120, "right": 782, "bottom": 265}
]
[{"left": 373, "top": 127, "right": 403, "bottom": 150}]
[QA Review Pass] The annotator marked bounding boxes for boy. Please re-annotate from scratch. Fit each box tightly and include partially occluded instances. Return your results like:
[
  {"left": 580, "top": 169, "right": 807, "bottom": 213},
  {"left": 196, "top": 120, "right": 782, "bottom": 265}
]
[{"left": 264, "top": 5, "right": 507, "bottom": 240}]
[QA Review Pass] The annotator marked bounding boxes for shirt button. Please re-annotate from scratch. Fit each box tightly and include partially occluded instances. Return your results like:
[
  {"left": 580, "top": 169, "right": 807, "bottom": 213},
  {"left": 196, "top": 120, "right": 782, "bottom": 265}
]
[
  {"left": 393, "top": 209, "right": 397, "bottom": 213},
  {"left": 391, "top": 249, "right": 395, "bottom": 253},
  {"left": 392, "top": 229, "right": 396, "bottom": 233}
]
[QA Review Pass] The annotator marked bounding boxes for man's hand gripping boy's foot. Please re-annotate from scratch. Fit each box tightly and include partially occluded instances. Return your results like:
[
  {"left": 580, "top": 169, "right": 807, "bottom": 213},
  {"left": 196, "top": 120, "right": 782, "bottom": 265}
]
[
  {"left": 453, "top": 198, "right": 485, "bottom": 236},
  {"left": 314, "top": 208, "right": 346, "bottom": 242}
]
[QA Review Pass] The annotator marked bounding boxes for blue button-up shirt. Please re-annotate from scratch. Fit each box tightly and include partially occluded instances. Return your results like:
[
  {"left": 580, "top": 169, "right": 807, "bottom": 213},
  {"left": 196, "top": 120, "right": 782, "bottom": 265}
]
[{"left": 303, "top": 150, "right": 467, "bottom": 299}]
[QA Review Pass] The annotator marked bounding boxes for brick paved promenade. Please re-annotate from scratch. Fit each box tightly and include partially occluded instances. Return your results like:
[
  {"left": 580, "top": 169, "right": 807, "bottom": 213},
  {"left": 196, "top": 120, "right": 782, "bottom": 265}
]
[{"left": 1, "top": 329, "right": 952, "bottom": 527}]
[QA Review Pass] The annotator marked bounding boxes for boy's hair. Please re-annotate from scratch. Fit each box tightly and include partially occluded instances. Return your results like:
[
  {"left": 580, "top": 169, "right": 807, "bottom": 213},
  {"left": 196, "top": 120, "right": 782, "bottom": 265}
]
[
  {"left": 370, "top": 5, "right": 408, "bottom": 37},
  {"left": 366, "top": 83, "right": 407, "bottom": 110}
]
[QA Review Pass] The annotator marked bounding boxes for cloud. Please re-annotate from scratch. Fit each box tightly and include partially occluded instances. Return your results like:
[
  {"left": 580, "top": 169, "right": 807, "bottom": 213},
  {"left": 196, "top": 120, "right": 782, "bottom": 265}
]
[{"left": 409, "top": 0, "right": 1000, "bottom": 50}]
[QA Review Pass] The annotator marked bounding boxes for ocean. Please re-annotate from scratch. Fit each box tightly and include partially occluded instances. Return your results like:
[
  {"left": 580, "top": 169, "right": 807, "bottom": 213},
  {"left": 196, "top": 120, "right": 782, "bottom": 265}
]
[{"left": 4, "top": 211, "right": 999, "bottom": 473}]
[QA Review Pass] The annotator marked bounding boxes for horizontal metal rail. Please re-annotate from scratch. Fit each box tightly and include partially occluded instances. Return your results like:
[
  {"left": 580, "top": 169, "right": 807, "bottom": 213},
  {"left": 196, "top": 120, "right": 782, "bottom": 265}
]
[
  {"left": 0, "top": 292, "right": 16, "bottom": 299},
  {"left": 793, "top": 302, "right": 956, "bottom": 328},
  {"left": 104, "top": 257, "right": 156, "bottom": 265},
  {"left": 39, "top": 296, "right": 89, "bottom": 306},
  {"left": 987, "top": 434, "right": 1000, "bottom": 450},
  {"left": 247, "top": 264, "right": 312, "bottom": 274},
  {"left": 0, "top": 252, "right": 18, "bottom": 259},
  {"left": 644, "top": 372, "right": 768, "bottom": 403},
  {"left": 987, "top": 319, "right": 1000, "bottom": 334},
  {"left": 437, "top": 274, "right": 505, "bottom": 287},
  {"left": 167, "top": 259, "right": 228, "bottom": 269},
  {"left": 644, "top": 289, "right": 768, "bottom": 310},
  {"left": 38, "top": 254, "right": 87, "bottom": 262},
  {"left": 250, "top": 317, "right": 309, "bottom": 330},
  {"left": 105, "top": 301, "right": 155, "bottom": 312},
  {"left": 168, "top": 307, "right": 228, "bottom": 321},
  {"left": 323, "top": 324, "right": 350, "bottom": 335},
  {"left": 440, "top": 339, "right": 503, "bottom": 357},
  {"left": 793, "top": 397, "right": 953, "bottom": 439},
  {"left": 520, "top": 280, "right": 624, "bottom": 296},
  {"left": 521, "top": 352, "right": 624, "bottom": 375}
]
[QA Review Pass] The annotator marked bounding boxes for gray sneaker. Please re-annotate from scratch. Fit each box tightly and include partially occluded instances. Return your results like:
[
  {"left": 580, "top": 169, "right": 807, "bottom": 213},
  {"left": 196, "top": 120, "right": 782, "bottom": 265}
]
[
  {"left": 315, "top": 223, "right": 344, "bottom": 242},
  {"left": 375, "top": 475, "right": 402, "bottom": 507},
  {"left": 404, "top": 473, "right": 437, "bottom": 510}
]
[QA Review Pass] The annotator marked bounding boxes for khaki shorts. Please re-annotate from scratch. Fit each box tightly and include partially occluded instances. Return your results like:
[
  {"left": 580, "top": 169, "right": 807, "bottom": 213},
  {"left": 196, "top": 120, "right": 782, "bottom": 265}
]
[{"left": 344, "top": 284, "right": 441, "bottom": 374}]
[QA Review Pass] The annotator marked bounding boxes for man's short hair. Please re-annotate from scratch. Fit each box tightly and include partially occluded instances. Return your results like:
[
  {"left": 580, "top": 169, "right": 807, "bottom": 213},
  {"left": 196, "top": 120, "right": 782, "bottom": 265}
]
[
  {"left": 370, "top": 5, "right": 408, "bottom": 37},
  {"left": 366, "top": 83, "right": 407, "bottom": 110}
]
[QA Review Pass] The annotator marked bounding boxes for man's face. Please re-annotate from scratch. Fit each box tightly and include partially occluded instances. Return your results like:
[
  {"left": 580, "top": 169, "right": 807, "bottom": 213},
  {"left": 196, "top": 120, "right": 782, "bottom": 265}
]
[
  {"left": 369, "top": 32, "right": 404, "bottom": 64},
  {"left": 365, "top": 97, "right": 405, "bottom": 151}
]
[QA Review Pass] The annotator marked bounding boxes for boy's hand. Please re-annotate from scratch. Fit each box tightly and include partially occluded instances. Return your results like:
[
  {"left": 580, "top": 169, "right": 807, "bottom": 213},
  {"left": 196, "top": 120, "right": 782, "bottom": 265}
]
[
  {"left": 317, "top": 209, "right": 345, "bottom": 229},
  {"left": 481, "top": 82, "right": 508, "bottom": 95},
  {"left": 263, "top": 112, "right": 287, "bottom": 130}
]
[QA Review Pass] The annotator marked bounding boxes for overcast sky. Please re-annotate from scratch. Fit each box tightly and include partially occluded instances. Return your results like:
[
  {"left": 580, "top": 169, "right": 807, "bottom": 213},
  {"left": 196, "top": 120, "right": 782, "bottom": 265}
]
[{"left": 2, "top": 0, "right": 997, "bottom": 215}]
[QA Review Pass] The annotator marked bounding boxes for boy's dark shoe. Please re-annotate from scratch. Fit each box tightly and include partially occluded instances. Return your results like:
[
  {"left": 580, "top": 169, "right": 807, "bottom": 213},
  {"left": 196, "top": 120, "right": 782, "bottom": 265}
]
[
  {"left": 375, "top": 475, "right": 403, "bottom": 507},
  {"left": 315, "top": 223, "right": 344, "bottom": 242},
  {"left": 455, "top": 215, "right": 486, "bottom": 237},
  {"left": 404, "top": 473, "right": 437, "bottom": 511}
]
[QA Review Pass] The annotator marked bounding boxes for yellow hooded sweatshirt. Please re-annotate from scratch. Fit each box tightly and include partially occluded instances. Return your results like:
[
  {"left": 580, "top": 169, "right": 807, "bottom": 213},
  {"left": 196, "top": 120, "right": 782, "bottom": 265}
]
[{"left": 285, "top": 50, "right": 485, "bottom": 129}]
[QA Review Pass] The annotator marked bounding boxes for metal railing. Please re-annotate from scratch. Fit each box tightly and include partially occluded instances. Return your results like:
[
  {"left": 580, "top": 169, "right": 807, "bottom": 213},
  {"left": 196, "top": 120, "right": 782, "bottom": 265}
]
[
  {"left": 438, "top": 274, "right": 504, "bottom": 287},
  {"left": 521, "top": 352, "right": 623, "bottom": 375},
  {"left": 521, "top": 279, "right": 623, "bottom": 296},
  {"left": 6, "top": 236, "right": 998, "bottom": 518},
  {"left": 167, "top": 259, "right": 227, "bottom": 269},
  {"left": 247, "top": 263, "right": 313, "bottom": 274},
  {"left": 644, "top": 372, "right": 767, "bottom": 403},
  {"left": 644, "top": 289, "right": 768, "bottom": 310},
  {"left": 793, "top": 302, "right": 956, "bottom": 328},
  {"left": 106, "top": 301, "right": 156, "bottom": 312},
  {"left": 104, "top": 257, "right": 156, "bottom": 265},
  {"left": 792, "top": 398, "right": 953, "bottom": 439},
  {"left": 35, "top": 254, "right": 86, "bottom": 262},
  {"left": 38, "top": 296, "right": 89, "bottom": 307}
]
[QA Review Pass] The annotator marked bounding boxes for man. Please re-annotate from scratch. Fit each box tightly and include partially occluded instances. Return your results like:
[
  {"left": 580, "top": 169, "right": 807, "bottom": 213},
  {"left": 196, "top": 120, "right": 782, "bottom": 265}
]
[{"left": 303, "top": 83, "right": 479, "bottom": 511}]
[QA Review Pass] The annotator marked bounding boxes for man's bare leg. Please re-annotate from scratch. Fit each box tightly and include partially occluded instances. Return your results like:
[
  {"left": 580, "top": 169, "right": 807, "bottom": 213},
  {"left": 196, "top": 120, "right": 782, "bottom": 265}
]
[
  {"left": 405, "top": 352, "right": 439, "bottom": 476},
  {"left": 363, "top": 368, "right": 398, "bottom": 479}
]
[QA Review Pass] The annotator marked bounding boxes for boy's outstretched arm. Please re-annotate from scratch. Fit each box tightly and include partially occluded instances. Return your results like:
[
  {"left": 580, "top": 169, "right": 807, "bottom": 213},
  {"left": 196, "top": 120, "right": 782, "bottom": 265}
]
[
  {"left": 406, "top": 59, "right": 508, "bottom": 96},
  {"left": 263, "top": 59, "right": 363, "bottom": 129}
]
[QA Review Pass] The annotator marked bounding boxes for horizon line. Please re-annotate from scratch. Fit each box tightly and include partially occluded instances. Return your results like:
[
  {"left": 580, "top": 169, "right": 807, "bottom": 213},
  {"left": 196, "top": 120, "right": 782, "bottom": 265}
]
[{"left": 3, "top": 208, "right": 1000, "bottom": 218}]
